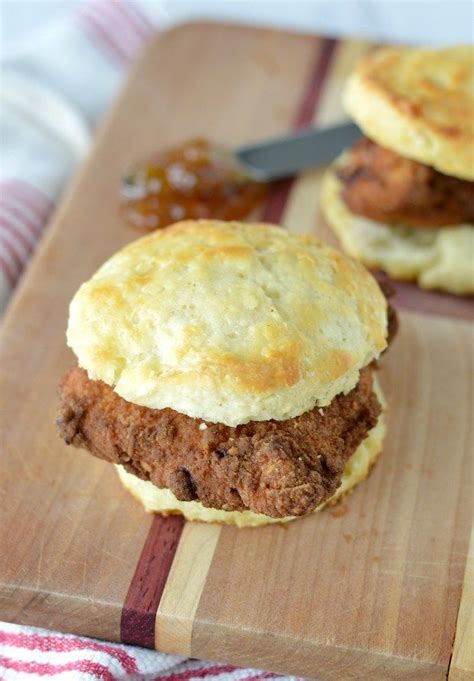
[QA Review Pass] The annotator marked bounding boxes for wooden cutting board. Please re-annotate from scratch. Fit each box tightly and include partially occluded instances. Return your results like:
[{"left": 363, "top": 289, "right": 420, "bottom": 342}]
[{"left": 0, "top": 23, "right": 473, "bottom": 680}]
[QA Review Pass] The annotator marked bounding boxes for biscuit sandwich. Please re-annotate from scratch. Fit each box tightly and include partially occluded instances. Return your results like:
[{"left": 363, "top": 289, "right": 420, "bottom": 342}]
[
  {"left": 57, "top": 220, "right": 396, "bottom": 527},
  {"left": 321, "top": 46, "right": 474, "bottom": 295}
]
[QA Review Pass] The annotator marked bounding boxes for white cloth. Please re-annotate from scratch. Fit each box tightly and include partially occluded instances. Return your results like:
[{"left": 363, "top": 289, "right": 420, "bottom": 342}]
[
  {"left": 0, "top": 0, "right": 161, "bottom": 311},
  {"left": 0, "top": 2, "right": 300, "bottom": 678}
]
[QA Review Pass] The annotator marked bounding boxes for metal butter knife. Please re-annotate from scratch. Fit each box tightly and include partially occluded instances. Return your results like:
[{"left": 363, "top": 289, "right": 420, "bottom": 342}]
[{"left": 234, "top": 122, "right": 360, "bottom": 181}]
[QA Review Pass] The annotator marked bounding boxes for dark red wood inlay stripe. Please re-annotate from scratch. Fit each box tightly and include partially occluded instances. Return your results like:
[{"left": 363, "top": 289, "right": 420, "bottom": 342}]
[
  {"left": 121, "top": 515, "right": 185, "bottom": 647},
  {"left": 262, "top": 37, "right": 338, "bottom": 224},
  {"left": 120, "top": 36, "right": 337, "bottom": 650}
]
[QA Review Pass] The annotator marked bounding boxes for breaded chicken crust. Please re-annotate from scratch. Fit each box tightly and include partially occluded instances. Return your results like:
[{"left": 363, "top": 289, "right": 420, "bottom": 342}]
[
  {"left": 338, "top": 138, "right": 474, "bottom": 228},
  {"left": 57, "top": 366, "right": 381, "bottom": 518}
]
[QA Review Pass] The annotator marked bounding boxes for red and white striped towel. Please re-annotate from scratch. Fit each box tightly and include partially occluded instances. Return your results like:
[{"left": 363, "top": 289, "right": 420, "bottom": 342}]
[
  {"left": 0, "top": 622, "right": 288, "bottom": 680},
  {"left": 0, "top": 3, "right": 302, "bottom": 679}
]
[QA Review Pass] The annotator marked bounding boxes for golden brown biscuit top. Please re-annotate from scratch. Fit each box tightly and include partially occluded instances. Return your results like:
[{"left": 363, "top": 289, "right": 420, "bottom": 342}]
[
  {"left": 67, "top": 220, "right": 387, "bottom": 426},
  {"left": 344, "top": 46, "right": 474, "bottom": 180}
]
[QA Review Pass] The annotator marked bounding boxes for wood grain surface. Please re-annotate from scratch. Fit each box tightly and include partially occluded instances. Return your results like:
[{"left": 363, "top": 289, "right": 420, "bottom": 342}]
[{"left": 0, "top": 23, "right": 472, "bottom": 680}]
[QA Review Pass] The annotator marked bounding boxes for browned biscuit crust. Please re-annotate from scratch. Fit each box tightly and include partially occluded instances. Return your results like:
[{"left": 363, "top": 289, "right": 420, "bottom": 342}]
[
  {"left": 338, "top": 137, "right": 474, "bottom": 228},
  {"left": 57, "top": 366, "right": 381, "bottom": 518}
]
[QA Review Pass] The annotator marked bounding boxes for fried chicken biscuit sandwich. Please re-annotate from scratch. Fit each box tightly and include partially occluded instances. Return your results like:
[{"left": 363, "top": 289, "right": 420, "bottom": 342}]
[
  {"left": 57, "top": 220, "right": 395, "bottom": 527},
  {"left": 322, "top": 46, "right": 474, "bottom": 294}
]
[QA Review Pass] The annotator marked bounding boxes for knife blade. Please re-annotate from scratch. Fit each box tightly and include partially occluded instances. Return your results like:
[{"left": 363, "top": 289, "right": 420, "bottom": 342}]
[{"left": 234, "top": 122, "right": 360, "bottom": 181}]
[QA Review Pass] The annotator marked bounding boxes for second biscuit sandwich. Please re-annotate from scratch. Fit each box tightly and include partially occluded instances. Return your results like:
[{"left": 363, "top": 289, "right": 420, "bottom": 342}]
[{"left": 322, "top": 46, "right": 474, "bottom": 295}]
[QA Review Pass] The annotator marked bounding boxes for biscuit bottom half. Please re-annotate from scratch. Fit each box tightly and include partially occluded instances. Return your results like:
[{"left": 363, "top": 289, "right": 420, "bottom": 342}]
[
  {"left": 321, "top": 169, "right": 474, "bottom": 295},
  {"left": 116, "top": 379, "right": 386, "bottom": 527}
]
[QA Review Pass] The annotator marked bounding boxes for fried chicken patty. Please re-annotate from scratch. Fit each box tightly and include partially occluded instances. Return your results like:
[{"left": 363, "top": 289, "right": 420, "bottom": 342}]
[
  {"left": 57, "top": 366, "right": 381, "bottom": 518},
  {"left": 338, "top": 137, "right": 474, "bottom": 228}
]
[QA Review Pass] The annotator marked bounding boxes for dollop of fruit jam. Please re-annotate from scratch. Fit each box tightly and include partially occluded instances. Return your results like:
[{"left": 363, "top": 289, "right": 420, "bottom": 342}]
[{"left": 121, "top": 138, "right": 267, "bottom": 230}]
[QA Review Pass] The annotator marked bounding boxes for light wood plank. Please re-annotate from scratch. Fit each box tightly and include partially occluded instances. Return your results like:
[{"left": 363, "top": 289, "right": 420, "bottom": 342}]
[
  {"left": 449, "top": 527, "right": 474, "bottom": 681},
  {"left": 155, "top": 523, "right": 221, "bottom": 655}
]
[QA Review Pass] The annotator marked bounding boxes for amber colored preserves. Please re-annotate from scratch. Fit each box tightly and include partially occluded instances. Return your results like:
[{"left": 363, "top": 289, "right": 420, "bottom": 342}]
[{"left": 121, "top": 138, "right": 267, "bottom": 230}]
